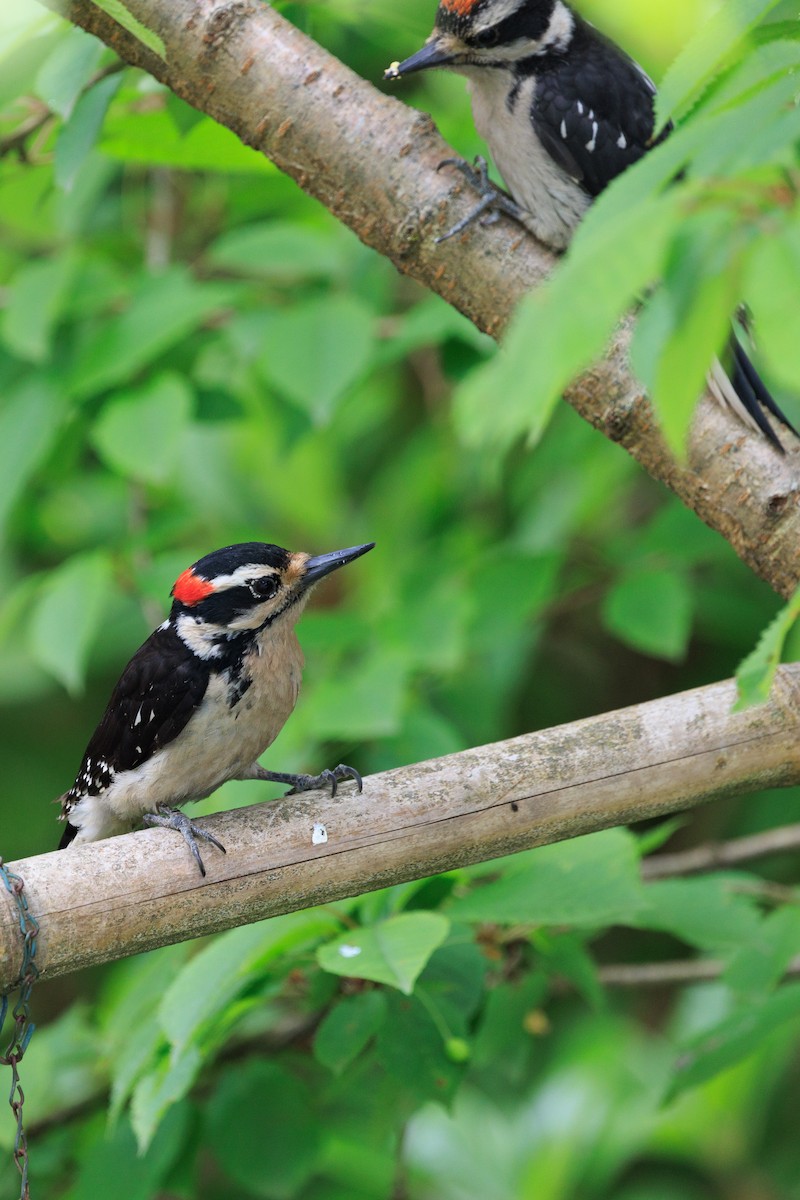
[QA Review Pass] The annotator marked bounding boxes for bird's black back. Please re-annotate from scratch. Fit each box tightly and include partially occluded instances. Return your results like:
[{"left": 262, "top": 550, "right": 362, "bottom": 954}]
[
  {"left": 525, "top": 16, "right": 665, "bottom": 197},
  {"left": 64, "top": 623, "right": 210, "bottom": 805}
]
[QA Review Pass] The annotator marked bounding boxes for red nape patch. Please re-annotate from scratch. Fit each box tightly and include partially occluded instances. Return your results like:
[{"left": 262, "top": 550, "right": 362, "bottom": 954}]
[
  {"left": 172, "top": 568, "right": 215, "bottom": 606},
  {"left": 441, "top": 0, "right": 480, "bottom": 13}
]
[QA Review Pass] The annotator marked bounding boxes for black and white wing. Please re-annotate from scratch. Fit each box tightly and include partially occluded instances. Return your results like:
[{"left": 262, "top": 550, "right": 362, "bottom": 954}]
[
  {"left": 60, "top": 624, "right": 208, "bottom": 832},
  {"left": 532, "top": 26, "right": 665, "bottom": 197}
]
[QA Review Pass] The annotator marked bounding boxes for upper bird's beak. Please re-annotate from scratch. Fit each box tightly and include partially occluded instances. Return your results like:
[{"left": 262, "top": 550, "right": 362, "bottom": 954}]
[
  {"left": 303, "top": 543, "right": 375, "bottom": 587},
  {"left": 385, "top": 37, "right": 454, "bottom": 80}
]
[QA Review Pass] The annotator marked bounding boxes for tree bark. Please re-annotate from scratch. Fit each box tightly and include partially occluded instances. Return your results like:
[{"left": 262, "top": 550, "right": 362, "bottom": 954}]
[
  {"left": 47, "top": 0, "right": 800, "bottom": 598},
  {"left": 3, "top": 665, "right": 800, "bottom": 992}
]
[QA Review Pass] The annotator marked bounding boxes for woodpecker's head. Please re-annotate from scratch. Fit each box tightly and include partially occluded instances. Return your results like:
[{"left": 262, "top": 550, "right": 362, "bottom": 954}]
[
  {"left": 385, "top": 0, "right": 570, "bottom": 78},
  {"left": 169, "top": 541, "right": 374, "bottom": 657}
]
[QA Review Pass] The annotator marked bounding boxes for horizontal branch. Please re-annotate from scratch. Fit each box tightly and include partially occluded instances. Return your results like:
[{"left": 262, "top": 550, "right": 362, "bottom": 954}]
[
  {"left": 596, "top": 954, "right": 800, "bottom": 988},
  {"left": 51, "top": 0, "right": 800, "bottom": 598},
  {"left": 642, "top": 821, "right": 800, "bottom": 879},
  {"left": 3, "top": 666, "right": 800, "bottom": 994}
]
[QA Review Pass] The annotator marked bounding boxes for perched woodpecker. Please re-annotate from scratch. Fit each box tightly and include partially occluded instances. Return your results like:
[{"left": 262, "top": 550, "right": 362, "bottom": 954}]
[
  {"left": 386, "top": 0, "right": 797, "bottom": 449},
  {"left": 57, "top": 540, "right": 374, "bottom": 875}
]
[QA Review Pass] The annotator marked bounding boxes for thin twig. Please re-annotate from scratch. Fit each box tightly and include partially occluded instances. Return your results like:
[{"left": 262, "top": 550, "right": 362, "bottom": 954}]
[
  {"left": 597, "top": 954, "right": 800, "bottom": 987},
  {"left": 642, "top": 822, "right": 800, "bottom": 880},
  {"left": 0, "top": 105, "right": 50, "bottom": 161},
  {"left": 0, "top": 59, "right": 125, "bottom": 162}
]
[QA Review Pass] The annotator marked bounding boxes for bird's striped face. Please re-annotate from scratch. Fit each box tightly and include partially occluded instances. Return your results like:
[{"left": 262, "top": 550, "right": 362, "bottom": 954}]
[
  {"left": 169, "top": 541, "right": 375, "bottom": 656},
  {"left": 172, "top": 545, "right": 310, "bottom": 637},
  {"left": 388, "top": 0, "right": 571, "bottom": 76}
]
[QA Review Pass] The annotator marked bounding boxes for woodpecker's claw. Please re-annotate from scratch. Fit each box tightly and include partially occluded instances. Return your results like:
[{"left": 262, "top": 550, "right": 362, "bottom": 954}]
[
  {"left": 435, "top": 155, "right": 526, "bottom": 243},
  {"left": 143, "top": 806, "right": 227, "bottom": 878},
  {"left": 252, "top": 764, "right": 363, "bottom": 798}
]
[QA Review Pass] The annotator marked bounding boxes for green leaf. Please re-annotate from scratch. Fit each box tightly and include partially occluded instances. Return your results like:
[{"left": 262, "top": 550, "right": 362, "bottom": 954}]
[
  {"left": 101, "top": 109, "right": 270, "bottom": 173},
  {"left": 34, "top": 26, "right": 106, "bottom": 119},
  {"left": 0, "top": 379, "right": 62, "bottom": 531},
  {"left": 668, "top": 981, "right": 800, "bottom": 1100},
  {"left": 724, "top": 905, "right": 800, "bottom": 998},
  {"left": 90, "top": 373, "right": 192, "bottom": 485},
  {"left": 470, "top": 969, "right": 549, "bottom": 1078},
  {"left": 417, "top": 938, "right": 487, "bottom": 1024},
  {"left": 313, "top": 990, "right": 388, "bottom": 1075},
  {"left": 1, "top": 252, "right": 78, "bottom": 362},
  {"left": 655, "top": 0, "right": 785, "bottom": 125},
  {"left": 258, "top": 296, "right": 376, "bottom": 423},
  {"left": 734, "top": 584, "right": 800, "bottom": 710},
  {"left": 130, "top": 1046, "right": 201, "bottom": 1153},
  {"left": 66, "top": 1107, "right": 189, "bottom": 1200},
  {"left": 317, "top": 912, "right": 451, "bottom": 995},
  {"left": 301, "top": 650, "right": 408, "bottom": 740},
  {"left": 602, "top": 566, "right": 693, "bottom": 661},
  {"left": 648, "top": 221, "right": 743, "bottom": 455},
  {"left": 532, "top": 930, "right": 604, "bottom": 1008},
  {"left": 159, "top": 910, "right": 340, "bottom": 1054},
  {"left": 109, "top": 1017, "right": 165, "bottom": 1129},
  {"left": 100, "top": 945, "right": 190, "bottom": 1124},
  {"left": 374, "top": 991, "right": 464, "bottom": 1106},
  {"left": 453, "top": 192, "right": 681, "bottom": 455},
  {"left": 70, "top": 266, "right": 234, "bottom": 399},
  {"left": 688, "top": 71, "right": 800, "bottom": 177},
  {"left": 28, "top": 552, "right": 113, "bottom": 694},
  {"left": 703, "top": 38, "right": 800, "bottom": 116},
  {"left": 636, "top": 816, "right": 687, "bottom": 857},
  {"left": 54, "top": 71, "right": 123, "bottom": 192},
  {"left": 208, "top": 221, "right": 347, "bottom": 281},
  {"left": 632, "top": 876, "right": 762, "bottom": 953},
  {"left": 206, "top": 1062, "right": 323, "bottom": 1199},
  {"left": 447, "top": 829, "right": 645, "bottom": 928},
  {"left": 89, "top": 0, "right": 165, "bottom": 59},
  {"left": 743, "top": 222, "right": 800, "bottom": 393}
]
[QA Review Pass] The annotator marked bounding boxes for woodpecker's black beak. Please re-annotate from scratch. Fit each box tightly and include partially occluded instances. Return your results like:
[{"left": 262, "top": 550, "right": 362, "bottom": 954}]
[
  {"left": 385, "top": 38, "right": 454, "bottom": 80},
  {"left": 303, "top": 543, "right": 375, "bottom": 587}
]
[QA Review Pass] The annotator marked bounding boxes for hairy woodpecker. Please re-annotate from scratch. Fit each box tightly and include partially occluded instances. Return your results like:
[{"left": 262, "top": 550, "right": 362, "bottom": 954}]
[
  {"left": 57, "top": 540, "right": 374, "bottom": 875},
  {"left": 386, "top": 0, "right": 796, "bottom": 449}
]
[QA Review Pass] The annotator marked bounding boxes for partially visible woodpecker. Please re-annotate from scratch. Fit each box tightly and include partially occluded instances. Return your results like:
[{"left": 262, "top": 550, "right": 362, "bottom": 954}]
[
  {"left": 57, "top": 540, "right": 375, "bottom": 875},
  {"left": 386, "top": 0, "right": 797, "bottom": 450}
]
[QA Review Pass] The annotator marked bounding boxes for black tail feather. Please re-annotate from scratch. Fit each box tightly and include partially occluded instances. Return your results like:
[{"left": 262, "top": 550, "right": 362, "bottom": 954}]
[
  {"left": 726, "top": 338, "right": 798, "bottom": 453},
  {"left": 728, "top": 347, "right": 784, "bottom": 452},
  {"left": 58, "top": 821, "right": 78, "bottom": 850},
  {"left": 732, "top": 339, "right": 799, "bottom": 439}
]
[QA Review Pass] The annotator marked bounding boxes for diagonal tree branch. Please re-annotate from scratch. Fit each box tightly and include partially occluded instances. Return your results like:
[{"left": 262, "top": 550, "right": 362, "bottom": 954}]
[
  {"left": 3, "top": 665, "right": 800, "bottom": 992},
  {"left": 48, "top": 0, "right": 800, "bottom": 598}
]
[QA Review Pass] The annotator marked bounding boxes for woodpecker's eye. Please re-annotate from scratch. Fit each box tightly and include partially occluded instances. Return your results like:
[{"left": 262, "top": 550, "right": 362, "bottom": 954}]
[
  {"left": 248, "top": 575, "right": 280, "bottom": 600},
  {"left": 471, "top": 27, "right": 500, "bottom": 48}
]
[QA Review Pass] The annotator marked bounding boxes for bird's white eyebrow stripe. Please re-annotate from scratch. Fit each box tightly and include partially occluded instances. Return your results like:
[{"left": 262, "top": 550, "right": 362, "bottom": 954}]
[{"left": 199, "top": 565, "right": 280, "bottom": 591}]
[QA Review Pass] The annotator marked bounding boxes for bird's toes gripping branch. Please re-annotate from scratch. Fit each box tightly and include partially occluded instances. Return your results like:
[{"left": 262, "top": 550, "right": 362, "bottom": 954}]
[
  {"left": 143, "top": 806, "right": 227, "bottom": 878},
  {"left": 253, "top": 764, "right": 364, "bottom": 798},
  {"left": 435, "top": 155, "right": 526, "bottom": 243}
]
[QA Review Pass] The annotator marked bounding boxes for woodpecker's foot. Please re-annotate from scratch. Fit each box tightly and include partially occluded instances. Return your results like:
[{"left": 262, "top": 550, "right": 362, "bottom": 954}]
[
  {"left": 435, "top": 155, "right": 526, "bottom": 243},
  {"left": 253, "top": 764, "right": 363, "bottom": 799},
  {"left": 142, "top": 806, "right": 226, "bottom": 878}
]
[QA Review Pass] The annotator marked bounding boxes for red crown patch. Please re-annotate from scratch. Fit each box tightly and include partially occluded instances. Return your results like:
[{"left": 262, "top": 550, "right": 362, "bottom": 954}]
[
  {"left": 440, "top": 0, "right": 481, "bottom": 13},
  {"left": 172, "top": 568, "right": 215, "bottom": 606}
]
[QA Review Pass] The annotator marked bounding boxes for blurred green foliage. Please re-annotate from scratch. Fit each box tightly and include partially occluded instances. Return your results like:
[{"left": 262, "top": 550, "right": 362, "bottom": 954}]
[{"left": 1, "top": 0, "right": 799, "bottom": 1197}]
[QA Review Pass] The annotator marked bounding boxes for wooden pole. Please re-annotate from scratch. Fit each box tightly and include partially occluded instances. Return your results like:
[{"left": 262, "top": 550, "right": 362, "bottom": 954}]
[{"left": 3, "top": 666, "right": 800, "bottom": 994}]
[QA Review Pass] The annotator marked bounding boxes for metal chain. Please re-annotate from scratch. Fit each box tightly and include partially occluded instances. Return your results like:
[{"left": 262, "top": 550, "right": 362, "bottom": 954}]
[{"left": 0, "top": 858, "right": 39, "bottom": 1200}]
